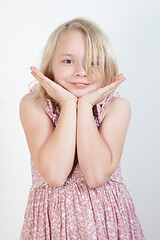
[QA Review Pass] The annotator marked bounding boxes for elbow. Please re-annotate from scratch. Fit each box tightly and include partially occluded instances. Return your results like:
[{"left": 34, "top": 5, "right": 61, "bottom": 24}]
[
  {"left": 87, "top": 178, "right": 109, "bottom": 189},
  {"left": 87, "top": 182, "right": 100, "bottom": 189},
  {"left": 45, "top": 174, "right": 66, "bottom": 188},
  {"left": 47, "top": 169, "right": 68, "bottom": 187},
  {"left": 86, "top": 170, "right": 113, "bottom": 189},
  {"left": 88, "top": 160, "right": 119, "bottom": 189},
  {"left": 38, "top": 156, "right": 66, "bottom": 188},
  {"left": 47, "top": 180, "right": 65, "bottom": 188},
  {"left": 86, "top": 175, "right": 107, "bottom": 189},
  {"left": 47, "top": 169, "right": 67, "bottom": 187},
  {"left": 38, "top": 163, "right": 66, "bottom": 188}
]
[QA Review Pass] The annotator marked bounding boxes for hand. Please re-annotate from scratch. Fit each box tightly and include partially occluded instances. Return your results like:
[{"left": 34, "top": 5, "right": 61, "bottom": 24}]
[
  {"left": 30, "top": 66, "right": 77, "bottom": 107},
  {"left": 78, "top": 74, "right": 126, "bottom": 107}
]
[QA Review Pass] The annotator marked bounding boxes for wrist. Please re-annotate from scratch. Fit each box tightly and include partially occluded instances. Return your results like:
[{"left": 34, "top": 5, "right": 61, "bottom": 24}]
[
  {"left": 78, "top": 99, "right": 93, "bottom": 118},
  {"left": 78, "top": 98, "right": 93, "bottom": 108},
  {"left": 60, "top": 98, "right": 77, "bottom": 108}
]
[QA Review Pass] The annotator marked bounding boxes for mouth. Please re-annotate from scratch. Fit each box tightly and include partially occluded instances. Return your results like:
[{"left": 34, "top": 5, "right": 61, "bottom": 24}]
[{"left": 69, "top": 82, "right": 90, "bottom": 88}]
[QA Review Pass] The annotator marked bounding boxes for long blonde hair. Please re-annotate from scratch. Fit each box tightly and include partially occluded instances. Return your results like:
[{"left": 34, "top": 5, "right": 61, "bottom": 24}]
[{"left": 29, "top": 17, "right": 118, "bottom": 107}]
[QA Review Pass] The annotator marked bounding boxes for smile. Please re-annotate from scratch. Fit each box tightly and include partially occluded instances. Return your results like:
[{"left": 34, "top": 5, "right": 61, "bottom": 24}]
[{"left": 69, "top": 82, "right": 89, "bottom": 88}]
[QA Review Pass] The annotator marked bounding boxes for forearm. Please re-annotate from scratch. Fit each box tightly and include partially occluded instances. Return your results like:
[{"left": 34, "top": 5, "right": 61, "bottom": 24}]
[
  {"left": 77, "top": 100, "right": 111, "bottom": 188},
  {"left": 39, "top": 101, "right": 77, "bottom": 186}
]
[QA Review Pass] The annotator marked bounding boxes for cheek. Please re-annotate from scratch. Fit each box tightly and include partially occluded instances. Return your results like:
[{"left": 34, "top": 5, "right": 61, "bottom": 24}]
[
  {"left": 90, "top": 72, "right": 103, "bottom": 87},
  {"left": 53, "top": 66, "right": 73, "bottom": 81}
]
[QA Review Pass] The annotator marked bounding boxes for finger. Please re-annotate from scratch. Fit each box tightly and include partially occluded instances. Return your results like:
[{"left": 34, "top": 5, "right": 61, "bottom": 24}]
[
  {"left": 104, "top": 78, "right": 125, "bottom": 92},
  {"left": 31, "top": 71, "right": 41, "bottom": 81},
  {"left": 116, "top": 77, "right": 126, "bottom": 83},
  {"left": 30, "top": 66, "right": 46, "bottom": 80},
  {"left": 103, "top": 88, "right": 115, "bottom": 98},
  {"left": 30, "top": 69, "right": 43, "bottom": 79},
  {"left": 31, "top": 72, "right": 47, "bottom": 90},
  {"left": 30, "top": 66, "right": 40, "bottom": 74},
  {"left": 104, "top": 84, "right": 119, "bottom": 97},
  {"left": 38, "top": 74, "right": 59, "bottom": 92},
  {"left": 115, "top": 73, "right": 124, "bottom": 80},
  {"left": 110, "top": 84, "right": 119, "bottom": 92},
  {"left": 30, "top": 67, "right": 50, "bottom": 86},
  {"left": 31, "top": 71, "right": 43, "bottom": 83},
  {"left": 114, "top": 75, "right": 126, "bottom": 85},
  {"left": 111, "top": 74, "right": 126, "bottom": 86},
  {"left": 30, "top": 66, "right": 55, "bottom": 87},
  {"left": 116, "top": 75, "right": 126, "bottom": 83},
  {"left": 102, "top": 80, "right": 124, "bottom": 96}
]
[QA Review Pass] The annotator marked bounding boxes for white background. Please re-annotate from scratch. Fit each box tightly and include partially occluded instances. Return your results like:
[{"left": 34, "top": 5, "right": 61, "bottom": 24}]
[{"left": 0, "top": 0, "right": 160, "bottom": 239}]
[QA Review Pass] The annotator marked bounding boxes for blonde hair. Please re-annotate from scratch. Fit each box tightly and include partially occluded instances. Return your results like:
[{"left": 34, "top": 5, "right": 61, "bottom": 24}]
[{"left": 29, "top": 17, "right": 118, "bottom": 107}]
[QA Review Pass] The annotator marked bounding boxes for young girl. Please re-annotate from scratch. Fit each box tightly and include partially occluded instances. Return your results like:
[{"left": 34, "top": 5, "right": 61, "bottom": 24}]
[{"left": 19, "top": 17, "right": 145, "bottom": 239}]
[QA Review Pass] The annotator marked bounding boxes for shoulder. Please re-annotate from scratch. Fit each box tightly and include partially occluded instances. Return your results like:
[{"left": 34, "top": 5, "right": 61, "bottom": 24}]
[
  {"left": 19, "top": 93, "right": 47, "bottom": 115},
  {"left": 99, "top": 97, "right": 132, "bottom": 144},
  {"left": 20, "top": 92, "right": 34, "bottom": 103},
  {"left": 19, "top": 93, "right": 53, "bottom": 129},
  {"left": 102, "top": 96, "right": 131, "bottom": 120},
  {"left": 19, "top": 93, "right": 54, "bottom": 135},
  {"left": 20, "top": 92, "right": 39, "bottom": 104}
]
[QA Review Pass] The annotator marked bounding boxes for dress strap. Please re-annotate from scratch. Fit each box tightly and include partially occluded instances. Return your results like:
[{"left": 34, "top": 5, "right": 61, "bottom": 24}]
[
  {"left": 29, "top": 84, "right": 60, "bottom": 127},
  {"left": 29, "top": 83, "right": 39, "bottom": 93},
  {"left": 44, "top": 98, "right": 60, "bottom": 127},
  {"left": 100, "top": 90, "right": 120, "bottom": 109},
  {"left": 102, "top": 90, "right": 120, "bottom": 115},
  {"left": 96, "top": 91, "right": 120, "bottom": 126}
]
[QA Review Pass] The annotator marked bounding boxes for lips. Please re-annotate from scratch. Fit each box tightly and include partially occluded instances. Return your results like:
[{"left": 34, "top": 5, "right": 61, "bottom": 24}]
[
  {"left": 71, "top": 82, "right": 89, "bottom": 85},
  {"left": 69, "top": 82, "right": 89, "bottom": 88}
]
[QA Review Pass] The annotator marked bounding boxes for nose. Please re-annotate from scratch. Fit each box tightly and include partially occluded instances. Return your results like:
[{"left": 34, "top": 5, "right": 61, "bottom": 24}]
[{"left": 75, "top": 63, "right": 87, "bottom": 78}]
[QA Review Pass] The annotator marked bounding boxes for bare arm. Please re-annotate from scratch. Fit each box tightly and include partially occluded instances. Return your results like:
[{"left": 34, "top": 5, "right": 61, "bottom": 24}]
[
  {"left": 77, "top": 97, "right": 131, "bottom": 188},
  {"left": 19, "top": 94, "right": 77, "bottom": 187},
  {"left": 39, "top": 100, "right": 77, "bottom": 186}
]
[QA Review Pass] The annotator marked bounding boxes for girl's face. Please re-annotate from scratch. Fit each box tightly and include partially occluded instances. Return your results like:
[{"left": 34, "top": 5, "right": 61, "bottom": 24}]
[{"left": 51, "top": 30, "right": 105, "bottom": 97}]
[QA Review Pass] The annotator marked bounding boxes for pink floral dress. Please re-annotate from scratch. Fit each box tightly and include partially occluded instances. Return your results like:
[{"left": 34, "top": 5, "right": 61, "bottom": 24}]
[{"left": 20, "top": 85, "right": 145, "bottom": 239}]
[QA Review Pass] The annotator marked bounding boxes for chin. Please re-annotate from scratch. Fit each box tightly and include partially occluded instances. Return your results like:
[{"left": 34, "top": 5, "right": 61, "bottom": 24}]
[
  {"left": 70, "top": 91, "right": 83, "bottom": 98},
  {"left": 70, "top": 89, "right": 91, "bottom": 98}
]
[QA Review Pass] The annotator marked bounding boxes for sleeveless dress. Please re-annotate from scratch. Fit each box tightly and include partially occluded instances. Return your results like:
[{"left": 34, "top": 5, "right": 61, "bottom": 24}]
[{"left": 20, "top": 85, "right": 145, "bottom": 240}]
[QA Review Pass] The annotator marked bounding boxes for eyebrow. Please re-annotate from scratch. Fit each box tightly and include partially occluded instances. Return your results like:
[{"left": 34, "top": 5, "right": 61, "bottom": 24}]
[
  {"left": 59, "top": 54, "right": 76, "bottom": 58},
  {"left": 59, "top": 54, "right": 99, "bottom": 60}
]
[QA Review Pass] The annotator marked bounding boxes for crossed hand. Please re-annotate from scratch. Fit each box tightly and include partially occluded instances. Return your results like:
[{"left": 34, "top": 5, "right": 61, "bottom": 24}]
[{"left": 30, "top": 66, "right": 126, "bottom": 107}]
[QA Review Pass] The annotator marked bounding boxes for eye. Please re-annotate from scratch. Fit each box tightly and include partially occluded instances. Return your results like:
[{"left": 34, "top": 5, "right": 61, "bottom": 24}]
[
  {"left": 91, "top": 60, "right": 99, "bottom": 66},
  {"left": 63, "top": 59, "right": 74, "bottom": 64}
]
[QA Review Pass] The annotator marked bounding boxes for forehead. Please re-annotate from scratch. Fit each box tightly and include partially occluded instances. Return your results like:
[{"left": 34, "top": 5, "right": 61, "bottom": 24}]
[{"left": 55, "top": 30, "right": 87, "bottom": 57}]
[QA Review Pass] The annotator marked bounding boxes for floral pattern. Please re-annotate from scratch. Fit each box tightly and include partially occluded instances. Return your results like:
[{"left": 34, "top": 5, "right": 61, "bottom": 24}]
[{"left": 20, "top": 85, "right": 145, "bottom": 239}]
